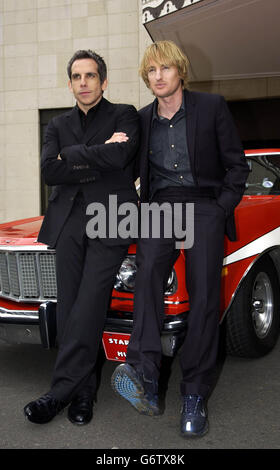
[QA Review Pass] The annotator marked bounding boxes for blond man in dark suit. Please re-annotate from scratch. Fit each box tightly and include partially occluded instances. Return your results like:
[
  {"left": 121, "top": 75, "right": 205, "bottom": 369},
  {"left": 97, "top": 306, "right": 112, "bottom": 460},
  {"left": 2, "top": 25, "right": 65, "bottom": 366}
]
[{"left": 112, "top": 41, "right": 249, "bottom": 437}]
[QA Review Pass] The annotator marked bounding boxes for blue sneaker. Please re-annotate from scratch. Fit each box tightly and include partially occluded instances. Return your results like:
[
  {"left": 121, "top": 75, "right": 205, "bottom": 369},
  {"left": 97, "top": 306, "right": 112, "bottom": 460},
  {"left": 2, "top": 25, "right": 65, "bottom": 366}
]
[
  {"left": 111, "top": 363, "right": 160, "bottom": 416},
  {"left": 180, "top": 395, "right": 209, "bottom": 437}
]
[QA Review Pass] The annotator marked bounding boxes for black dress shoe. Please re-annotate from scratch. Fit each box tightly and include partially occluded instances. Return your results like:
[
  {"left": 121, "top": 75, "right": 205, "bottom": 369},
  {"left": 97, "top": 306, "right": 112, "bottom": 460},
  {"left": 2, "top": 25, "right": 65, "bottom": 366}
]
[
  {"left": 24, "top": 393, "right": 66, "bottom": 424},
  {"left": 67, "top": 394, "right": 94, "bottom": 425}
]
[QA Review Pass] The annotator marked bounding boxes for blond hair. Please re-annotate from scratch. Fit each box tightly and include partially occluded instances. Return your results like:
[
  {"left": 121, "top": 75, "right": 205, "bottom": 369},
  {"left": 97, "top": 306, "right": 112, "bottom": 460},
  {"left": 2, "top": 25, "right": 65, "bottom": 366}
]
[{"left": 139, "top": 40, "right": 189, "bottom": 89}]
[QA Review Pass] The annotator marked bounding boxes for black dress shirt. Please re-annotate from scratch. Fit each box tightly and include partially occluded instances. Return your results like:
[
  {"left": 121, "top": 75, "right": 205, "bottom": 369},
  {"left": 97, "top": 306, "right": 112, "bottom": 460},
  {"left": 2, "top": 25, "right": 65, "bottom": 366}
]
[
  {"left": 77, "top": 100, "right": 101, "bottom": 132},
  {"left": 75, "top": 100, "right": 102, "bottom": 199}
]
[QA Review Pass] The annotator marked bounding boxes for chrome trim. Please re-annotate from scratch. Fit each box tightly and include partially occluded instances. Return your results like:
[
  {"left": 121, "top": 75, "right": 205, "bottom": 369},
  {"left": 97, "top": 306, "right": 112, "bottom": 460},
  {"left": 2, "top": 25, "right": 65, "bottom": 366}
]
[
  {"left": 251, "top": 271, "right": 273, "bottom": 339},
  {"left": 111, "top": 296, "right": 188, "bottom": 305},
  {"left": 38, "top": 302, "right": 57, "bottom": 349},
  {"left": 105, "top": 312, "right": 188, "bottom": 332},
  {"left": 246, "top": 152, "right": 280, "bottom": 157},
  {"left": 0, "top": 306, "right": 38, "bottom": 323},
  {"left": 163, "top": 319, "right": 187, "bottom": 330},
  {"left": 0, "top": 247, "right": 57, "bottom": 302},
  {"left": 0, "top": 245, "right": 50, "bottom": 252}
]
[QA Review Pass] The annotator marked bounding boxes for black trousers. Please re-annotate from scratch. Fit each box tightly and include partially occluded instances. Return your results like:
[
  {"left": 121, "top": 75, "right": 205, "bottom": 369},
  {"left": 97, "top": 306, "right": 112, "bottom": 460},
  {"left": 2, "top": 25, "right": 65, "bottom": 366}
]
[
  {"left": 126, "top": 198, "right": 226, "bottom": 399},
  {"left": 50, "top": 196, "right": 128, "bottom": 402}
]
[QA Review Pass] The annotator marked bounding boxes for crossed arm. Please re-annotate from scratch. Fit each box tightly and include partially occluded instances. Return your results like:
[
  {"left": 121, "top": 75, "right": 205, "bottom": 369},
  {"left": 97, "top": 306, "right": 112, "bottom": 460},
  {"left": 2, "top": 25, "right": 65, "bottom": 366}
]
[
  {"left": 41, "top": 106, "right": 139, "bottom": 186},
  {"left": 57, "top": 132, "right": 128, "bottom": 159}
]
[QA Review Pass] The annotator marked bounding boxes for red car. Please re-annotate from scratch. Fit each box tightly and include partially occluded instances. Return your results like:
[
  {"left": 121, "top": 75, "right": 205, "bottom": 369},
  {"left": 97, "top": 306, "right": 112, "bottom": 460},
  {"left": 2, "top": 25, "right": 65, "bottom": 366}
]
[{"left": 1, "top": 149, "right": 280, "bottom": 361}]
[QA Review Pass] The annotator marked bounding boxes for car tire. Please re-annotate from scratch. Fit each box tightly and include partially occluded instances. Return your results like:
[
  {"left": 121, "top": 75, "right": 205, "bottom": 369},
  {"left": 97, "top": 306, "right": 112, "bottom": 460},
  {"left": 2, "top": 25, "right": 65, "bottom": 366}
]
[{"left": 226, "top": 256, "right": 280, "bottom": 358}]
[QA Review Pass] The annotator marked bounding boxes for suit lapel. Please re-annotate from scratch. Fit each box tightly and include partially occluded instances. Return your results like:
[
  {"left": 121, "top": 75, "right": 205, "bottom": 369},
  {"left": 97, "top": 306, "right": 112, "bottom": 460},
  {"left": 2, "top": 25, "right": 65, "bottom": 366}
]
[
  {"left": 184, "top": 89, "right": 198, "bottom": 179},
  {"left": 141, "top": 104, "right": 153, "bottom": 154},
  {"left": 65, "top": 106, "right": 84, "bottom": 142},
  {"left": 65, "top": 98, "right": 111, "bottom": 144},
  {"left": 139, "top": 102, "right": 153, "bottom": 180}
]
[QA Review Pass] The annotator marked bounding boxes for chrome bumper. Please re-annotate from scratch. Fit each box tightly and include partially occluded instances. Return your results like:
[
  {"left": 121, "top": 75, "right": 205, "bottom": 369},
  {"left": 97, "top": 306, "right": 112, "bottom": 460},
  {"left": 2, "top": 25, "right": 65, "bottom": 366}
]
[
  {"left": 0, "top": 306, "right": 39, "bottom": 323},
  {"left": 0, "top": 306, "right": 40, "bottom": 345},
  {"left": 0, "top": 302, "right": 188, "bottom": 357},
  {"left": 104, "top": 310, "right": 188, "bottom": 357},
  {"left": 104, "top": 314, "right": 188, "bottom": 334}
]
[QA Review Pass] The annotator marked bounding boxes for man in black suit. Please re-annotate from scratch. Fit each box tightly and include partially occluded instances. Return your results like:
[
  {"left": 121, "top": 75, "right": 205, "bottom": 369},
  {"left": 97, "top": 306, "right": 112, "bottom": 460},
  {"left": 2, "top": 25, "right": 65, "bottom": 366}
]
[
  {"left": 24, "top": 50, "right": 139, "bottom": 425},
  {"left": 112, "top": 41, "right": 249, "bottom": 437}
]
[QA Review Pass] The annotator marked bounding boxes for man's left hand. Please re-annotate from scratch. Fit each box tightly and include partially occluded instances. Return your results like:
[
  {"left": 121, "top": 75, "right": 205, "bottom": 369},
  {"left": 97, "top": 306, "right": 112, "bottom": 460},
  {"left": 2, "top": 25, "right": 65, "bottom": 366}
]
[{"left": 105, "top": 132, "right": 129, "bottom": 144}]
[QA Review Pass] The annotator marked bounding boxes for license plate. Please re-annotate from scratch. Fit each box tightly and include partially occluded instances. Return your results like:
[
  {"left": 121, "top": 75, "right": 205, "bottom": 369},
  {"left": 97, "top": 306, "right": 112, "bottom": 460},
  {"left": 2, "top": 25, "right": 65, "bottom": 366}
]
[{"left": 102, "top": 331, "right": 131, "bottom": 362}]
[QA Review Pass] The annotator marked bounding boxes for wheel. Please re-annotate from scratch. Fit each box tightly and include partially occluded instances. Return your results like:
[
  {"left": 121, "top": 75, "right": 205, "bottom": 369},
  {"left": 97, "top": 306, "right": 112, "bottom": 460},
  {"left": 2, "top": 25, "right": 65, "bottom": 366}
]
[{"left": 226, "top": 256, "right": 280, "bottom": 357}]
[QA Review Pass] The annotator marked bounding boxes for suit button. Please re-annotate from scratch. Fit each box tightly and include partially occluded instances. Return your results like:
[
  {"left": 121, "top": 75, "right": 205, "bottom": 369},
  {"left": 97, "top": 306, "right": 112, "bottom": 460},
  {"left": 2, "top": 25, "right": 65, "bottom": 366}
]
[{"left": 70, "top": 197, "right": 74, "bottom": 201}]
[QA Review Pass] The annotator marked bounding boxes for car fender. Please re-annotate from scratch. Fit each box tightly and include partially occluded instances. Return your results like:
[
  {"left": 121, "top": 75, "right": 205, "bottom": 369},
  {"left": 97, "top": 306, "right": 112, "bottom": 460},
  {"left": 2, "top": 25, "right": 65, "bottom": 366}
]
[{"left": 220, "top": 246, "right": 280, "bottom": 322}]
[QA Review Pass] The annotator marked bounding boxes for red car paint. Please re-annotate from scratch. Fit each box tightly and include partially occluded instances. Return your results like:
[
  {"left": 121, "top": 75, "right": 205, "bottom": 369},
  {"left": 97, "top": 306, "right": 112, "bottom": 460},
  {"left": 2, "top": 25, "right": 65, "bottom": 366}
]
[{"left": 1, "top": 150, "right": 280, "bottom": 360}]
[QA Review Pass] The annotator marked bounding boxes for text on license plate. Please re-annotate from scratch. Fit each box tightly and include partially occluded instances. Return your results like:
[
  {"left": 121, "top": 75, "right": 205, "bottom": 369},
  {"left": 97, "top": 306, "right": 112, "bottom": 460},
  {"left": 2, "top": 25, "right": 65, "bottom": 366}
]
[{"left": 102, "top": 331, "right": 131, "bottom": 362}]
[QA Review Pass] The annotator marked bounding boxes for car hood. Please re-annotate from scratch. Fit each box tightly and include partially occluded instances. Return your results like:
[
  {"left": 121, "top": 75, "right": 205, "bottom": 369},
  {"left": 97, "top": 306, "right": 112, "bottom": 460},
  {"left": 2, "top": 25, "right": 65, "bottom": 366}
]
[{"left": 0, "top": 216, "right": 44, "bottom": 247}]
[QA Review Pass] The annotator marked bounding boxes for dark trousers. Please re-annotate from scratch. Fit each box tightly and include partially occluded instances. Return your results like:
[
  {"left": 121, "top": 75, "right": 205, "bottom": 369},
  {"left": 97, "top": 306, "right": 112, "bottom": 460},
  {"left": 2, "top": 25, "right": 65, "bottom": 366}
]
[
  {"left": 50, "top": 196, "right": 128, "bottom": 402},
  {"left": 126, "top": 198, "right": 225, "bottom": 399}
]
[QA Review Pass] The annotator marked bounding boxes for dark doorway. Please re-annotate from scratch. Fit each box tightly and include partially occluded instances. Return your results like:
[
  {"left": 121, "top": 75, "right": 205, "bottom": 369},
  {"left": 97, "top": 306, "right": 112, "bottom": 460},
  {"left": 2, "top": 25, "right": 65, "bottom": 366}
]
[
  {"left": 227, "top": 97, "right": 280, "bottom": 150},
  {"left": 39, "top": 108, "right": 71, "bottom": 215}
]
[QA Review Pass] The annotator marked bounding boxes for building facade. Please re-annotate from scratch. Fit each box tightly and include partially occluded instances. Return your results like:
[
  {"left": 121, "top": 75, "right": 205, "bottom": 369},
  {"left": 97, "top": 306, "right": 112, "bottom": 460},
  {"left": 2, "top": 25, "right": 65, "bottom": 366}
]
[
  {"left": 0, "top": 0, "right": 279, "bottom": 222},
  {"left": 0, "top": 0, "right": 153, "bottom": 223}
]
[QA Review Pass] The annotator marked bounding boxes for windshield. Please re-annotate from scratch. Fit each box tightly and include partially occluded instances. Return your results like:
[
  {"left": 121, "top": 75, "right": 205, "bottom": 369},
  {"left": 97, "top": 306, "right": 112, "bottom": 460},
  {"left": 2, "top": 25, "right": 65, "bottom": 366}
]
[{"left": 245, "top": 154, "right": 280, "bottom": 195}]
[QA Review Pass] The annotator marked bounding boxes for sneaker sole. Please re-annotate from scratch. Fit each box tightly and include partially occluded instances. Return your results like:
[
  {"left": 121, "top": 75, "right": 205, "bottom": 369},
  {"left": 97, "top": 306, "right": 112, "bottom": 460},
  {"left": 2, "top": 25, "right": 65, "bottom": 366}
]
[{"left": 111, "top": 365, "right": 160, "bottom": 416}]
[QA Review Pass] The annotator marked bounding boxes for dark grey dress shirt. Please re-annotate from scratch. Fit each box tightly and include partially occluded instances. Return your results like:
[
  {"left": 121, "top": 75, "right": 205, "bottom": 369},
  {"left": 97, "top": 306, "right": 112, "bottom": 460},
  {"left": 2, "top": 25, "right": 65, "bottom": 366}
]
[{"left": 149, "top": 98, "right": 195, "bottom": 198}]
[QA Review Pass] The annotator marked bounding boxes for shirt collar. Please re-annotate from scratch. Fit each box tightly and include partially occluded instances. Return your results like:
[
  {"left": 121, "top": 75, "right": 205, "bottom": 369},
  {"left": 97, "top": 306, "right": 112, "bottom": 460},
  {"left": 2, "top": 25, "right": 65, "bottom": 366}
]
[
  {"left": 152, "top": 97, "right": 185, "bottom": 123},
  {"left": 76, "top": 97, "right": 103, "bottom": 119}
]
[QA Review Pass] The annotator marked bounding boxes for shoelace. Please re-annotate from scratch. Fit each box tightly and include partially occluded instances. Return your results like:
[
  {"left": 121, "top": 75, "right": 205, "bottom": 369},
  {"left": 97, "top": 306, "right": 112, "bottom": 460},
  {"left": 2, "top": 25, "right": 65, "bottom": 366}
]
[
  {"left": 182, "top": 395, "right": 203, "bottom": 415},
  {"left": 36, "top": 393, "right": 55, "bottom": 406},
  {"left": 35, "top": 393, "right": 66, "bottom": 412}
]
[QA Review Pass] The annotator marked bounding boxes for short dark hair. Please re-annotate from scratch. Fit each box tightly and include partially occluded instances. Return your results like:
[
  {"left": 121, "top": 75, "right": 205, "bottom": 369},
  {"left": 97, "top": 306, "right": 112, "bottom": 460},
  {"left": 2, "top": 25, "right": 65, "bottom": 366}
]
[{"left": 67, "top": 50, "right": 107, "bottom": 84}]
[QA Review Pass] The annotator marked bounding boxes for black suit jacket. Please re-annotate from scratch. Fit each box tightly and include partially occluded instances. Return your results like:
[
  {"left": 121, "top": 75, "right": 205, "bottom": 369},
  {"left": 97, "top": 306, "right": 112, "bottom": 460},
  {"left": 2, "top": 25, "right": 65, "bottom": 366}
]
[
  {"left": 136, "top": 90, "right": 249, "bottom": 241},
  {"left": 38, "top": 98, "right": 140, "bottom": 247}
]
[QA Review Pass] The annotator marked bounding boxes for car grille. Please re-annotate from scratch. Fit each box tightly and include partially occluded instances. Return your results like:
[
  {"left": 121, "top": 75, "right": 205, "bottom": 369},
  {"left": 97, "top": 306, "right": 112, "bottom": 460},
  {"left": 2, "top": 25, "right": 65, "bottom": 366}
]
[{"left": 0, "top": 249, "right": 57, "bottom": 302}]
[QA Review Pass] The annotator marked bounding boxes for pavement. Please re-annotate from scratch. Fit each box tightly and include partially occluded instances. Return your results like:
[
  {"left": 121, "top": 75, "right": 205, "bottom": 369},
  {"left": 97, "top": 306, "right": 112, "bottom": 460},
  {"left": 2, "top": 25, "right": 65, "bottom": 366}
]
[{"left": 0, "top": 336, "right": 280, "bottom": 451}]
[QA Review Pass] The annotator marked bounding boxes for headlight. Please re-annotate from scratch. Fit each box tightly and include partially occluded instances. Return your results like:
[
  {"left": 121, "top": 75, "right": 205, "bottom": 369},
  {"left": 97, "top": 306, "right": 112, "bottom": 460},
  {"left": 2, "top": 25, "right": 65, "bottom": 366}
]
[
  {"left": 114, "top": 256, "right": 137, "bottom": 292},
  {"left": 114, "top": 255, "right": 177, "bottom": 295},
  {"left": 165, "top": 269, "right": 177, "bottom": 295}
]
